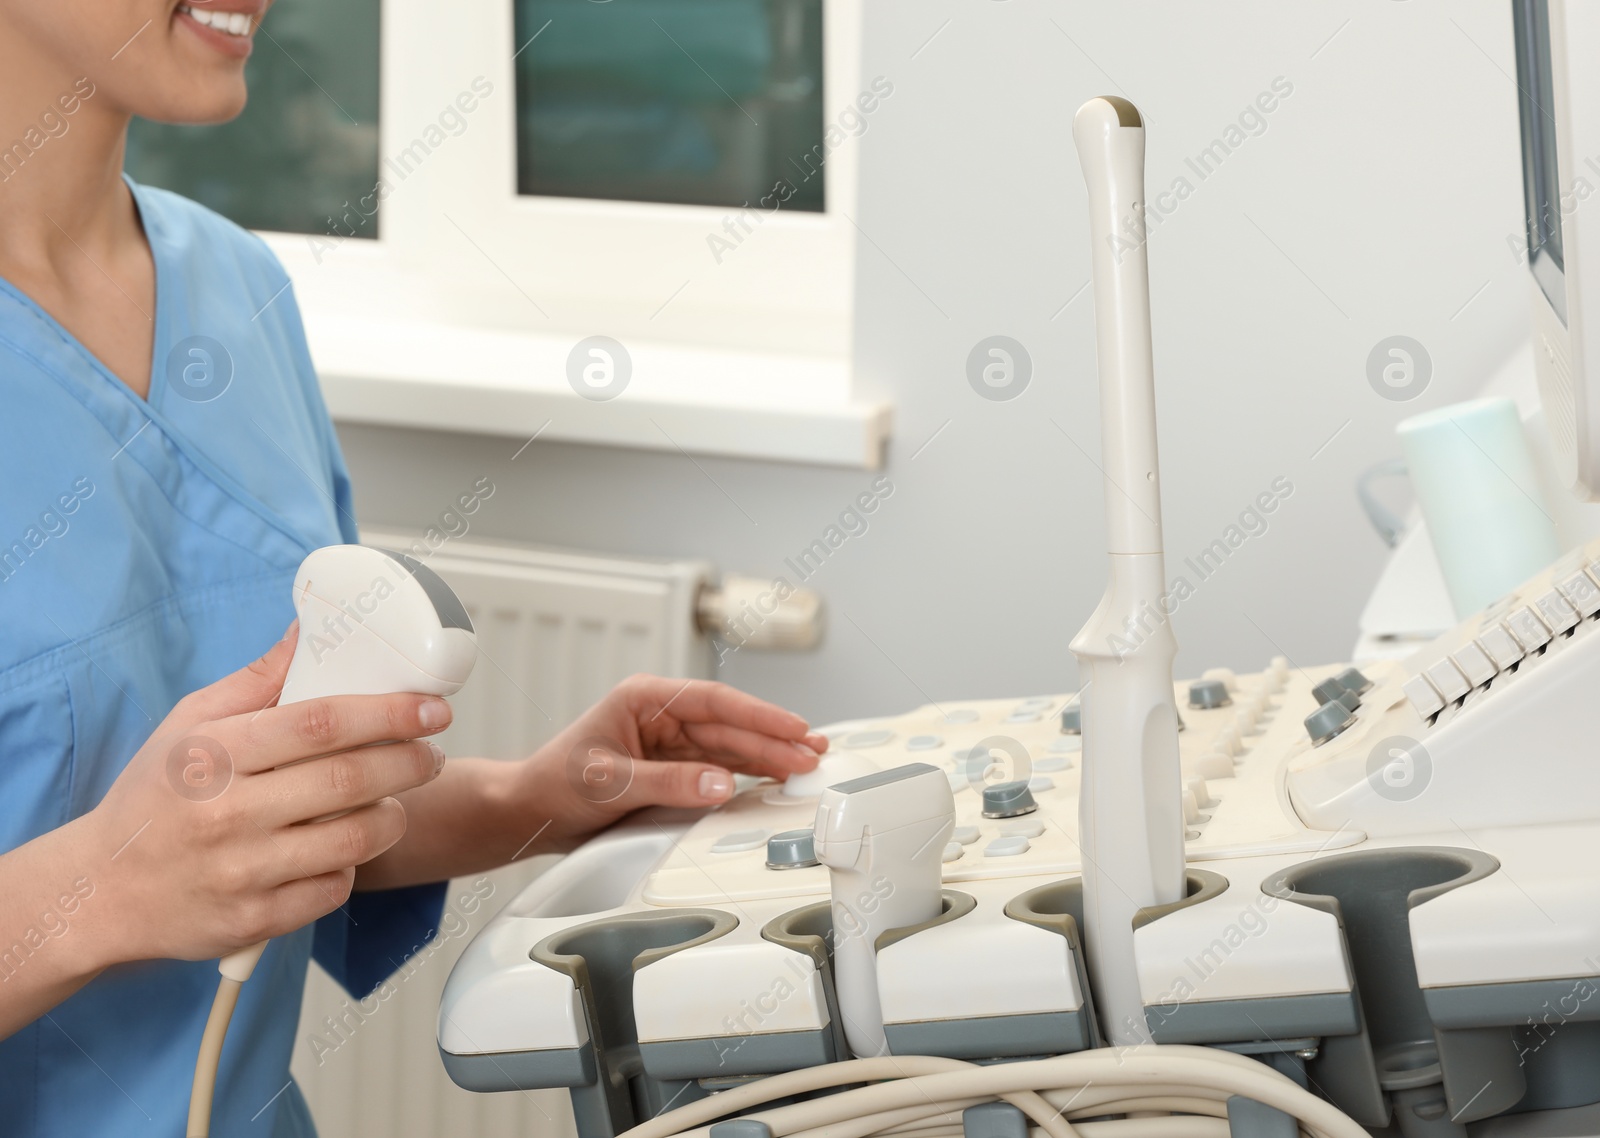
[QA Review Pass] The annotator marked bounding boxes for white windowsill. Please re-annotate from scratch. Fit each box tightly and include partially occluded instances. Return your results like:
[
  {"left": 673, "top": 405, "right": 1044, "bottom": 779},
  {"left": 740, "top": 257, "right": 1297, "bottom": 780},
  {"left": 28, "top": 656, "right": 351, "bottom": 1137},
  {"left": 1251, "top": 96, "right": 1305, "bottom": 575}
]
[{"left": 306, "top": 315, "right": 892, "bottom": 469}]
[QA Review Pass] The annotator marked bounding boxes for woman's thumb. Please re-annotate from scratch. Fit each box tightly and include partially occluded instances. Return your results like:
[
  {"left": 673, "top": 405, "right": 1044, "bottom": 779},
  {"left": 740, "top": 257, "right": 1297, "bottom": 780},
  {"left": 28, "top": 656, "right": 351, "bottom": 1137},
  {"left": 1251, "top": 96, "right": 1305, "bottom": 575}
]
[
  {"left": 626, "top": 759, "right": 736, "bottom": 809},
  {"left": 185, "top": 621, "right": 300, "bottom": 721}
]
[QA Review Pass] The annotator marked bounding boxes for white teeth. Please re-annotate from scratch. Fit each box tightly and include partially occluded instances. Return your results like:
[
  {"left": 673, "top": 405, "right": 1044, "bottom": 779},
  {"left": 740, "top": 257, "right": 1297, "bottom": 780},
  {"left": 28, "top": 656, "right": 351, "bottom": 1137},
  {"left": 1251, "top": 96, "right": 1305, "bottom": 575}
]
[{"left": 178, "top": 5, "right": 252, "bottom": 36}]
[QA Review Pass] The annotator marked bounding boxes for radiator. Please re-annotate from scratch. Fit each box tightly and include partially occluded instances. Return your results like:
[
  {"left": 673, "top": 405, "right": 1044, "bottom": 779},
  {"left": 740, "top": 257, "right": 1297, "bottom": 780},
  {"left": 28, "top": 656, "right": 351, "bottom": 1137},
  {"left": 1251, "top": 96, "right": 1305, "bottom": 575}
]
[{"left": 290, "top": 531, "right": 717, "bottom": 1138}]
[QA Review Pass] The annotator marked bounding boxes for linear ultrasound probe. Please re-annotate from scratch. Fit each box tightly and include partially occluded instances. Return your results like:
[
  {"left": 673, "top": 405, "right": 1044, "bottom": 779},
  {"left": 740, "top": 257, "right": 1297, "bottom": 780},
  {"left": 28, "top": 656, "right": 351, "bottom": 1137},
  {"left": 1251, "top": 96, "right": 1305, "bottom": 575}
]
[{"left": 187, "top": 546, "right": 477, "bottom": 1138}]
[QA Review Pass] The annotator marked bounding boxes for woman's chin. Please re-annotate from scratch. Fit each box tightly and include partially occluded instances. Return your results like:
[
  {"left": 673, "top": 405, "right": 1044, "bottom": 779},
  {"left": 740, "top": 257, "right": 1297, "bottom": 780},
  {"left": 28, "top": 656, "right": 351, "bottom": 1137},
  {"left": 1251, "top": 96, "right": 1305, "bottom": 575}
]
[{"left": 136, "top": 83, "right": 249, "bottom": 127}]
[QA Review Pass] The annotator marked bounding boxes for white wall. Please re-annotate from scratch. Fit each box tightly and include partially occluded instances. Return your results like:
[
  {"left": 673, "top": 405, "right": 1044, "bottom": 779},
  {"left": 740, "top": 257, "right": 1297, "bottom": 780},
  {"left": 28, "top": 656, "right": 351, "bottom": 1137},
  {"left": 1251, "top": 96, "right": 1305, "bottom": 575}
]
[{"left": 338, "top": 0, "right": 1529, "bottom": 730}]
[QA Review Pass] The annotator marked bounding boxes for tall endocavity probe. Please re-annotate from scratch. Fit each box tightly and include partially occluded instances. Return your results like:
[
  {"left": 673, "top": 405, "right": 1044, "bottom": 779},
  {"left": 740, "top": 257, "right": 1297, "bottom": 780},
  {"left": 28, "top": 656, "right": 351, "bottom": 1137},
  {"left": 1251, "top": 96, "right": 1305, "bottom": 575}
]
[{"left": 1067, "top": 95, "right": 1186, "bottom": 1046}]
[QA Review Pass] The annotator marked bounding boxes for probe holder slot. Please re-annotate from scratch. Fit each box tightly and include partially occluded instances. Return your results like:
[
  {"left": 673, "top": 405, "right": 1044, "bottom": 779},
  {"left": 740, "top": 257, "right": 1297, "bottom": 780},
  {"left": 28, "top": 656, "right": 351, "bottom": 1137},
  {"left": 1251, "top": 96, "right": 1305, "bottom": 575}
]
[
  {"left": 532, "top": 909, "right": 738, "bottom": 1138},
  {"left": 764, "top": 891, "right": 977, "bottom": 1060},
  {"left": 1264, "top": 847, "right": 1515, "bottom": 1136},
  {"left": 1004, "top": 876, "right": 1105, "bottom": 1049}
]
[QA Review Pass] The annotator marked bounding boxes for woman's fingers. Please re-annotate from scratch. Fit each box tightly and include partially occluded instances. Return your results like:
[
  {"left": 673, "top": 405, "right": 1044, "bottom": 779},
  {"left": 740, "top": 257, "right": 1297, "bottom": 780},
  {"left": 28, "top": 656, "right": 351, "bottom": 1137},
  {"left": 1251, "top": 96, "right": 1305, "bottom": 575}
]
[
  {"left": 619, "top": 758, "right": 738, "bottom": 808},
  {"left": 629, "top": 677, "right": 810, "bottom": 741},
  {"left": 679, "top": 721, "right": 820, "bottom": 778},
  {"left": 258, "top": 798, "right": 410, "bottom": 885},
  {"left": 263, "top": 869, "right": 359, "bottom": 939},
  {"left": 223, "top": 692, "right": 452, "bottom": 775},
  {"left": 250, "top": 739, "right": 443, "bottom": 826}
]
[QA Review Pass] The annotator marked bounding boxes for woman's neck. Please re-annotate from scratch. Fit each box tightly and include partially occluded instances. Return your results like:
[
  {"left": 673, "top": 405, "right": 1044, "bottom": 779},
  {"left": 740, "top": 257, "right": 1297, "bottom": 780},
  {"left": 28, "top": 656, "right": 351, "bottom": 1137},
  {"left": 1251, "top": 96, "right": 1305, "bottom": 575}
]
[
  {"left": 0, "top": 35, "right": 138, "bottom": 274},
  {"left": 0, "top": 25, "right": 158, "bottom": 398}
]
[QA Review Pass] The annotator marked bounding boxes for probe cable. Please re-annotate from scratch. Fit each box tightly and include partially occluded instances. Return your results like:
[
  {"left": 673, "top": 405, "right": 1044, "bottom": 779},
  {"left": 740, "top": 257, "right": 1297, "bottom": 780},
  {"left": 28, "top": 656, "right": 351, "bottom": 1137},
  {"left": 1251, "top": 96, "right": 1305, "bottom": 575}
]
[
  {"left": 187, "top": 938, "right": 269, "bottom": 1138},
  {"left": 619, "top": 1047, "right": 1369, "bottom": 1138},
  {"left": 186, "top": 974, "right": 243, "bottom": 1138}
]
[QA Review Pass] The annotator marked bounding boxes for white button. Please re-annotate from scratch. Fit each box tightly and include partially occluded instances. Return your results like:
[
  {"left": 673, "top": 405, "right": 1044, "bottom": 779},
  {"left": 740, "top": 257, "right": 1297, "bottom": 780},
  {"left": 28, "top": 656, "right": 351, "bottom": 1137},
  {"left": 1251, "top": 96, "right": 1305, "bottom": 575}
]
[
  {"left": 1506, "top": 606, "right": 1553, "bottom": 651},
  {"left": 1046, "top": 738, "right": 1082, "bottom": 754},
  {"left": 711, "top": 829, "right": 769, "bottom": 853},
  {"left": 1033, "top": 755, "right": 1071, "bottom": 773},
  {"left": 1451, "top": 641, "right": 1496, "bottom": 688},
  {"left": 943, "top": 709, "right": 981, "bottom": 724},
  {"left": 1189, "top": 752, "right": 1235, "bottom": 780},
  {"left": 1424, "top": 659, "right": 1470, "bottom": 703},
  {"left": 1214, "top": 726, "right": 1242, "bottom": 756},
  {"left": 1017, "top": 697, "right": 1055, "bottom": 711},
  {"left": 983, "top": 835, "right": 1030, "bottom": 857},
  {"left": 952, "top": 824, "right": 980, "bottom": 845},
  {"left": 905, "top": 734, "right": 942, "bottom": 751},
  {"left": 1028, "top": 776, "right": 1055, "bottom": 792},
  {"left": 942, "top": 842, "right": 964, "bottom": 863},
  {"left": 954, "top": 749, "right": 993, "bottom": 779},
  {"left": 1185, "top": 776, "right": 1216, "bottom": 809},
  {"left": 1005, "top": 709, "right": 1043, "bottom": 724},
  {"left": 1201, "top": 667, "right": 1237, "bottom": 691},
  {"left": 1403, "top": 674, "right": 1445, "bottom": 718},
  {"left": 1182, "top": 790, "right": 1200, "bottom": 824},
  {"left": 1001, "top": 819, "right": 1045, "bottom": 838},
  {"left": 1560, "top": 570, "right": 1600, "bottom": 617},
  {"left": 1536, "top": 589, "right": 1580, "bottom": 635},
  {"left": 1475, "top": 625, "right": 1523, "bottom": 670},
  {"left": 842, "top": 729, "right": 894, "bottom": 748},
  {"left": 1233, "top": 707, "right": 1259, "bottom": 735}
]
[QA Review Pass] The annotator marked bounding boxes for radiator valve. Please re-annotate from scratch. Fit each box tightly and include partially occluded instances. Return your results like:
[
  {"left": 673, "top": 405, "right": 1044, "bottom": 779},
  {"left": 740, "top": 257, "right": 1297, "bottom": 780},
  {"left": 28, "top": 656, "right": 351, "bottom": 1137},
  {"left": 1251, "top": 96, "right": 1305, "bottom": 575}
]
[{"left": 696, "top": 575, "right": 824, "bottom": 651}]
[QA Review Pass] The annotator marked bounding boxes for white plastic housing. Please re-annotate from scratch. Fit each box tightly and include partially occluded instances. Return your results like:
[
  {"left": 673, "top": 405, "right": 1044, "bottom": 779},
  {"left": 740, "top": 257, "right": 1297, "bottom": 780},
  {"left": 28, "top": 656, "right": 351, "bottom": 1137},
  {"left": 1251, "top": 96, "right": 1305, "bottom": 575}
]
[
  {"left": 1289, "top": 539, "right": 1600, "bottom": 836},
  {"left": 812, "top": 763, "right": 955, "bottom": 1057},
  {"left": 1067, "top": 95, "right": 1186, "bottom": 1046},
  {"left": 280, "top": 545, "right": 478, "bottom": 703}
]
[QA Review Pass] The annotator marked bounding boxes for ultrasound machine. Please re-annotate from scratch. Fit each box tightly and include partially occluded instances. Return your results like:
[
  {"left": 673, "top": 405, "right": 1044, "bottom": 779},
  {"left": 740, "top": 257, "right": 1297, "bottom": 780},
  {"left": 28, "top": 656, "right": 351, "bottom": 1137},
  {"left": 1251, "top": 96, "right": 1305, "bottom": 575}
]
[{"left": 435, "top": 7, "right": 1600, "bottom": 1138}]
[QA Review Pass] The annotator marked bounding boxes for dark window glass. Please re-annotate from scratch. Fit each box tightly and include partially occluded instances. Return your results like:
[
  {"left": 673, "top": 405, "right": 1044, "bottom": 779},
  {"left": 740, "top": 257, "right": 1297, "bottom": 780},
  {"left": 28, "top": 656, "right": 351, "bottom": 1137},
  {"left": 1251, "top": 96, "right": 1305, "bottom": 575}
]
[{"left": 514, "top": 0, "right": 825, "bottom": 212}]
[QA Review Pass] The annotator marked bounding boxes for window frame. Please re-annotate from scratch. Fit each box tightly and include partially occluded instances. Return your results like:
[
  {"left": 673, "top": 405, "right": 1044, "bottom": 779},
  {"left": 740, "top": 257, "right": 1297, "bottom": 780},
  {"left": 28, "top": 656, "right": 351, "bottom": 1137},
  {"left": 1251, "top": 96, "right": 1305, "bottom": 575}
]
[{"left": 260, "top": 0, "right": 865, "bottom": 366}]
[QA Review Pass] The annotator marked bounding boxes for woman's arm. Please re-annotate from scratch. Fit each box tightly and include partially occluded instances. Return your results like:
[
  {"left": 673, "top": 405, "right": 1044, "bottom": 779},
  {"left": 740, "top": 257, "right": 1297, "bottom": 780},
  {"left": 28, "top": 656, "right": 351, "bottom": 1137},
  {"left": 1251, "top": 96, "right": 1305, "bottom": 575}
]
[
  {"left": 0, "top": 815, "right": 120, "bottom": 1039},
  {"left": 354, "top": 675, "right": 826, "bottom": 892},
  {"left": 351, "top": 757, "right": 527, "bottom": 891}
]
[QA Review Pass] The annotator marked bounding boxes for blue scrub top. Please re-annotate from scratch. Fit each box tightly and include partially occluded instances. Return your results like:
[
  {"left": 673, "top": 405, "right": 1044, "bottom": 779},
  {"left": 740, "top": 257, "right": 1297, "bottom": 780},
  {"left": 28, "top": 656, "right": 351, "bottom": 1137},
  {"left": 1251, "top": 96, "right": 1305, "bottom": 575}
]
[{"left": 0, "top": 177, "right": 446, "bottom": 1135}]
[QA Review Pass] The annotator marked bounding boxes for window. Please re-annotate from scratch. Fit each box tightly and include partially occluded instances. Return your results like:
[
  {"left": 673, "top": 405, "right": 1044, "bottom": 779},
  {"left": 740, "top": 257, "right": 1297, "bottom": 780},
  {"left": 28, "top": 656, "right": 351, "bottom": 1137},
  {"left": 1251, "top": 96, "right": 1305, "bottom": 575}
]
[
  {"left": 119, "top": 0, "right": 878, "bottom": 464},
  {"left": 125, "top": 0, "right": 381, "bottom": 239}
]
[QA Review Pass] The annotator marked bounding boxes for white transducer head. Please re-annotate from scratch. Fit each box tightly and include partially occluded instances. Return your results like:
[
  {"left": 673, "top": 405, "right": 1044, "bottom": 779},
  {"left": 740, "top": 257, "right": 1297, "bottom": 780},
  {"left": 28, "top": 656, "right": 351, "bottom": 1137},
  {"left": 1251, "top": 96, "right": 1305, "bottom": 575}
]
[
  {"left": 280, "top": 545, "right": 478, "bottom": 704},
  {"left": 813, "top": 762, "right": 955, "bottom": 1058},
  {"left": 1070, "top": 94, "right": 1164, "bottom": 557}
]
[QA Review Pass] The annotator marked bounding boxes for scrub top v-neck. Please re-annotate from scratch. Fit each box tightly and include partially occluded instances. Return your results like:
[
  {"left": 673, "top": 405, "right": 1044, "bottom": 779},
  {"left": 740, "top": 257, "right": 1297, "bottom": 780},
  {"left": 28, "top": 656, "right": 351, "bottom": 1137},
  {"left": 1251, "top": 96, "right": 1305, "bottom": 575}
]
[{"left": 0, "top": 176, "right": 445, "bottom": 1137}]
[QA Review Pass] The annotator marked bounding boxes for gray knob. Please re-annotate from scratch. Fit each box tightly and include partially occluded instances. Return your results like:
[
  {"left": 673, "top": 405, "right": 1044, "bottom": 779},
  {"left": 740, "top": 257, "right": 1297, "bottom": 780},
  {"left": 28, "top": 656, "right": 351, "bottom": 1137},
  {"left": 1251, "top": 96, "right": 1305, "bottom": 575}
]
[
  {"left": 1188, "top": 679, "right": 1232, "bottom": 709},
  {"left": 1335, "top": 667, "right": 1373, "bottom": 695},
  {"left": 981, "top": 780, "right": 1037, "bottom": 818},
  {"left": 1304, "top": 700, "right": 1355, "bottom": 746},
  {"left": 1312, "top": 678, "right": 1359, "bottom": 712},
  {"left": 1311, "top": 678, "right": 1343, "bottom": 704},
  {"left": 1060, "top": 705, "right": 1081, "bottom": 735},
  {"left": 765, "top": 828, "right": 819, "bottom": 869}
]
